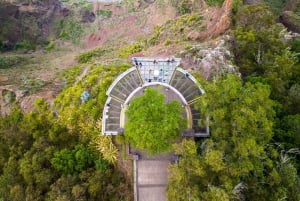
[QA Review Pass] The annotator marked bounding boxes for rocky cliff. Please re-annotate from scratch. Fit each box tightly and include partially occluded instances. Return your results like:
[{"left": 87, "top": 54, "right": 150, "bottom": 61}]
[
  {"left": 0, "top": 0, "right": 68, "bottom": 51},
  {"left": 279, "top": 0, "right": 300, "bottom": 33}
]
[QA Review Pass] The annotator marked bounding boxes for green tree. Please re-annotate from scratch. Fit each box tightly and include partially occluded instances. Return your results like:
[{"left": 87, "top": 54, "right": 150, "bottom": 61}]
[
  {"left": 0, "top": 64, "right": 134, "bottom": 201},
  {"left": 168, "top": 75, "right": 279, "bottom": 200},
  {"left": 51, "top": 145, "right": 98, "bottom": 175},
  {"left": 232, "top": 4, "right": 300, "bottom": 159},
  {"left": 232, "top": 5, "right": 288, "bottom": 77},
  {"left": 125, "top": 87, "right": 186, "bottom": 155}
]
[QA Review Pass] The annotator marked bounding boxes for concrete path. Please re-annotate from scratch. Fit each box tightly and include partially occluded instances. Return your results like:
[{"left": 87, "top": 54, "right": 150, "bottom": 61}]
[{"left": 136, "top": 160, "right": 170, "bottom": 201}]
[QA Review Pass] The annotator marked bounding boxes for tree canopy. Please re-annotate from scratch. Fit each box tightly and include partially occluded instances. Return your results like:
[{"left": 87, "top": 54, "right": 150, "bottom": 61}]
[
  {"left": 125, "top": 87, "right": 186, "bottom": 155},
  {"left": 167, "top": 75, "right": 300, "bottom": 201},
  {"left": 0, "top": 65, "right": 133, "bottom": 201}
]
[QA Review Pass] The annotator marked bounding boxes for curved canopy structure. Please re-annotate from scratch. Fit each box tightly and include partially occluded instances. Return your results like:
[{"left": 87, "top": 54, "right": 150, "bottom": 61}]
[{"left": 102, "top": 57, "right": 209, "bottom": 137}]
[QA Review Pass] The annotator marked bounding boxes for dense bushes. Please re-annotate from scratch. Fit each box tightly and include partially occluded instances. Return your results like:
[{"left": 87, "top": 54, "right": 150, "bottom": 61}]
[
  {"left": 118, "top": 43, "right": 143, "bottom": 58},
  {"left": 168, "top": 4, "right": 300, "bottom": 200},
  {"left": 77, "top": 47, "right": 107, "bottom": 63},
  {"left": 0, "top": 64, "right": 133, "bottom": 201}
]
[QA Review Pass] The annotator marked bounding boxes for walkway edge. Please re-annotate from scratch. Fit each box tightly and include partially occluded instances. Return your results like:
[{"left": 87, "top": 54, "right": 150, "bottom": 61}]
[{"left": 134, "top": 160, "right": 138, "bottom": 201}]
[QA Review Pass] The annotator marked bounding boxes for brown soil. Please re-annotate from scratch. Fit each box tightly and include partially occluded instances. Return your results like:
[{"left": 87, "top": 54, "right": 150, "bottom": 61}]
[
  {"left": 0, "top": 77, "right": 8, "bottom": 82},
  {"left": 188, "top": 0, "right": 233, "bottom": 40},
  {"left": 86, "top": 3, "right": 177, "bottom": 49}
]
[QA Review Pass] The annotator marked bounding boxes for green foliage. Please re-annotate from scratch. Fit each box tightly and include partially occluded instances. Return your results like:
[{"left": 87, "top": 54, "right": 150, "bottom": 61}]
[
  {"left": 0, "top": 40, "right": 3, "bottom": 51},
  {"left": 51, "top": 145, "right": 101, "bottom": 175},
  {"left": 19, "top": 77, "right": 47, "bottom": 93},
  {"left": 118, "top": 43, "right": 142, "bottom": 58},
  {"left": 147, "top": 26, "right": 162, "bottom": 46},
  {"left": 94, "top": 135, "right": 118, "bottom": 164},
  {"left": 168, "top": 75, "right": 300, "bottom": 200},
  {"left": 59, "top": 17, "right": 84, "bottom": 43},
  {"left": 291, "top": 39, "right": 300, "bottom": 61},
  {"left": 232, "top": 0, "right": 243, "bottom": 14},
  {"left": 115, "top": 134, "right": 126, "bottom": 145},
  {"left": 0, "top": 55, "right": 27, "bottom": 69},
  {"left": 61, "top": 65, "right": 83, "bottom": 87},
  {"left": 275, "top": 114, "right": 300, "bottom": 150},
  {"left": 178, "top": 0, "right": 192, "bottom": 14},
  {"left": 146, "top": 14, "right": 204, "bottom": 46},
  {"left": 95, "top": 158, "right": 109, "bottom": 171},
  {"left": 263, "top": 0, "right": 288, "bottom": 14},
  {"left": 97, "top": 9, "right": 112, "bottom": 17},
  {"left": 0, "top": 63, "right": 133, "bottom": 200},
  {"left": 232, "top": 5, "right": 286, "bottom": 76},
  {"left": 77, "top": 47, "right": 107, "bottom": 63},
  {"left": 55, "top": 64, "right": 129, "bottom": 128},
  {"left": 205, "top": 0, "right": 224, "bottom": 6},
  {"left": 14, "top": 40, "right": 36, "bottom": 50},
  {"left": 125, "top": 88, "right": 186, "bottom": 155},
  {"left": 232, "top": 4, "right": 300, "bottom": 157},
  {"left": 167, "top": 139, "right": 204, "bottom": 200},
  {"left": 44, "top": 41, "right": 56, "bottom": 52},
  {"left": 2, "top": 89, "right": 16, "bottom": 103},
  {"left": 198, "top": 75, "right": 274, "bottom": 175},
  {"left": 171, "top": 0, "right": 205, "bottom": 14}
]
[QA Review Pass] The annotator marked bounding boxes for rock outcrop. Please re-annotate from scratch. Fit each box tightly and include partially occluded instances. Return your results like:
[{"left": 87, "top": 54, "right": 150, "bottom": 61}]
[
  {"left": 188, "top": 0, "right": 233, "bottom": 41},
  {"left": 0, "top": 0, "right": 69, "bottom": 51},
  {"left": 279, "top": 0, "right": 300, "bottom": 33}
]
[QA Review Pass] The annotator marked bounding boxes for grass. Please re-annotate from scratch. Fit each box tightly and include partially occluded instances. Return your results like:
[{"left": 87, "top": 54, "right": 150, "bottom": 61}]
[
  {"left": 97, "top": 9, "right": 113, "bottom": 18},
  {"left": 0, "top": 44, "right": 80, "bottom": 89},
  {"left": 143, "top": 13, "right": 204, "bottom": 47},
  {"left": 77, "top": 47, "right": 110, "bottom": 63},
  {"left": 0, "top": 55, "right": 28, "bottom": 69}
]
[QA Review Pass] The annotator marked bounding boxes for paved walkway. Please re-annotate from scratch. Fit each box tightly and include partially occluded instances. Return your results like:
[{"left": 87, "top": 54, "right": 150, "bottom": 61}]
[
  {"left": 133, "top": 151, "right": 174, "bottom": 201},
  {"left": 137, "top": 160, "right": 169, "bottom": 201}
]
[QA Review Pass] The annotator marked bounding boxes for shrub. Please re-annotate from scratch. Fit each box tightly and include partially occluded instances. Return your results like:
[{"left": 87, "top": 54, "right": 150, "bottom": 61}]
[
  {"left": 97, "top": 9, "right": 112, "bottom": 17},
  {"left": 291, "top": 39, "right": 300, "bottom": 61},
  {"left": 77, "top": 47, "right": 106, "bottom": 63},
  {"left": 19, "top": 77, "right": 47, "bottom": 93},
  {"left": 14, "top": 40, "right": 36, "bottom": 50},
  {"left": 118, "top": 43, "right": 142, "bottom": 58},
  {"left": 59, "top": 18, "right": 84, "bottom": 44},
  {"left": 44, "top": 42, "right": 56, "bottom": 52},
  {"left": 164, "top": 39, "right": 172, "bottom": 46},
  {"left": 0, "top": 41, "right": 3, "bottom": 51},
  {"left": 2, "top": 89, "right": 16, "bottom": 103},
  {"left": 0, "top": 55, "right": 27, "bottom": 69},
  {"left": 115, "top": 134, "right": 125, "bottom": 145},
  {"left": 205, "top": 0, "right": 224, "bottom": 6}
]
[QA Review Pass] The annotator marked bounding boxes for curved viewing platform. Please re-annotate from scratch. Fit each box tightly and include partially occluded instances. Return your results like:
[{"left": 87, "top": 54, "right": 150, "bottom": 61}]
[{"left": 102, "top": 57, "right": 209, "bottom": 137}]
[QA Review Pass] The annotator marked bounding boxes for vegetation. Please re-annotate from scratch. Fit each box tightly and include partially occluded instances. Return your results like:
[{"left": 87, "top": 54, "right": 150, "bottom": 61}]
[
  {"left": 205, "top": 0, "right": 224, "bottom": 7},
  {"left": 232, "top": 4, "right": 300, "bottom": 150},
  {"left": 19, "top": 77, "right": 48, "bottom": 94},
  {"left": 118, "top": 43, "right": 143, "bottom": 58},
  {"left": 1, "top": 0, "right": 300, "bottom": 200},
  {"left": 59, "top": 16, "right": 84, "bottom": 44},
  {"left": 168, "top": 3, "right": 300, "bottom": 200},
  {"left": 125, "top": 88, "right": 186, "bottom": 155},
  {"left": 77, "top": 47, "right": 108, "bottom": 63},
  {"left": 0, "top": 64, "right": 133, "bottom": 201},
  {"left": 168, "top": 75, "right": 300, "bottom": 200},
  {"left": 146, "top": 14, "right": 204, "bottom": 46},
  {"left": 0, "top": 55, "right": 28, "bottom": 69},
  {"left": 97, "top": 9, "right": 113, "bottom": 18}
]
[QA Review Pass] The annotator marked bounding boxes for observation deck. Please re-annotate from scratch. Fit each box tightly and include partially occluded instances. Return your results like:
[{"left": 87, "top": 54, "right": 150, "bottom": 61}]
[{"left": 102, "top": 57, "right": 209, "bottom": 137}]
